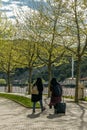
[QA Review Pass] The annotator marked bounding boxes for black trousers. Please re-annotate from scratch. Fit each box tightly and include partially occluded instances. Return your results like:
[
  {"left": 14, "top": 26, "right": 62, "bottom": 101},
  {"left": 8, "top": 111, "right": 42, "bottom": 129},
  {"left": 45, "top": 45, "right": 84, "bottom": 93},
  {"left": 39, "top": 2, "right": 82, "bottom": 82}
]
[{"left": 54, "top": 103, "right": 59, "bottom": 114}]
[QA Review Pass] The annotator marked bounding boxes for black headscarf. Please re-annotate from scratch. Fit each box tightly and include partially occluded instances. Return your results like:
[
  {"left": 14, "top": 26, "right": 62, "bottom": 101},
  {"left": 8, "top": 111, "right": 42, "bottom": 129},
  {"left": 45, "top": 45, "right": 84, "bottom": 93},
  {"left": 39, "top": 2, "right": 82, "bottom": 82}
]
[
  {"left": 50, "top": 78, "right": 58, "bottom": 86},
  {"left": 35, "top": 78, "right": 43, "bottom": 92}
]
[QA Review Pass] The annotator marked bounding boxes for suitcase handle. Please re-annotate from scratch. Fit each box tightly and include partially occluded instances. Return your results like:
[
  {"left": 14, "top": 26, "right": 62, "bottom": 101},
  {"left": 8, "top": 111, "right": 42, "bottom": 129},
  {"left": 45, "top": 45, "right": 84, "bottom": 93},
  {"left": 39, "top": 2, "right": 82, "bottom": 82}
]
[{"left": 61, "top": 95, "right": 65, "bottom": 103}]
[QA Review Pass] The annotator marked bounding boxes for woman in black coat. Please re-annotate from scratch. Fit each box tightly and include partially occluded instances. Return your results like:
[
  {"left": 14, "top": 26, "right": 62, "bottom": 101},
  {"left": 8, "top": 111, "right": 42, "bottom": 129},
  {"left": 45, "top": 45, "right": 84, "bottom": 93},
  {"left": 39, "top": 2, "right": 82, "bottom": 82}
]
[
  {"left": 31, "top": 78, "right": 45, "bottom": 113},
  {"left": 49, "top": 78, "right": 62, "bottom": 114}
]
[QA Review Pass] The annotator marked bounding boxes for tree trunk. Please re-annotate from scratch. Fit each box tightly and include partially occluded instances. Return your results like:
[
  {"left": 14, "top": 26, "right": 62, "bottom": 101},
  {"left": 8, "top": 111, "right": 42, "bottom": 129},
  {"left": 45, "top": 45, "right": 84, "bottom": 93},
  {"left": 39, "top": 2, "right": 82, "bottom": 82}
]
[
  {"left": 75, "top": 57, "right": 81, "bottom": 102},
  {"left": 28, "top": 67, "right": 32, "bottom": 94},
  {"left": 48, "top": 64, "right": 52, "bottom": 97},
  {"left": 7, "top": 71, "right": 11, "bottom": 93}
]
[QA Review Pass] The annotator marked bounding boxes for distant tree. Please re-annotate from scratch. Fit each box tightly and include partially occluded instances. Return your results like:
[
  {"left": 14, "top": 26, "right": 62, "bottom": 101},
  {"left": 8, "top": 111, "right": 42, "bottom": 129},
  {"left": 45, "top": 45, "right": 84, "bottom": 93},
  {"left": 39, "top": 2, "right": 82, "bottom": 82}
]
[
  {"left": 61, "top": 0, "right": 87, "bottom": 102},
  {"left": 0, "top": 10, "right": 19, "bottom": 92},
  {"left": 24, "top": 0, "right": 66, "bottom": 96},
  {"left": 13, "top": 39, "right": 38, "bottom": 94},
  {"left": 0, "top": 40, "right": 19, "bottom": 92}
]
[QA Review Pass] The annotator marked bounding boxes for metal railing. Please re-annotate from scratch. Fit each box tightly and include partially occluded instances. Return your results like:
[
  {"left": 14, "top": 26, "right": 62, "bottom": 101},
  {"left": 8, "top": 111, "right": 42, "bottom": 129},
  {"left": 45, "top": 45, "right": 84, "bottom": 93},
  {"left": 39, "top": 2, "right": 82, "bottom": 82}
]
[{"left": 0, "top": 86, "right": 87, "bottom": 98}]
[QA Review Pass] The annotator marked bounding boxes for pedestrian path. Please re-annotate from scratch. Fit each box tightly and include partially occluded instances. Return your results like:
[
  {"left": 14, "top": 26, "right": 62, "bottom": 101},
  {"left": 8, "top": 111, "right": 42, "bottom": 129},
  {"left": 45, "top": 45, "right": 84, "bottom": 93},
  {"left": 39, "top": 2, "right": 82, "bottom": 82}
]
[{"left": 0, "top": 97, "right": 87, "bottom": 130}]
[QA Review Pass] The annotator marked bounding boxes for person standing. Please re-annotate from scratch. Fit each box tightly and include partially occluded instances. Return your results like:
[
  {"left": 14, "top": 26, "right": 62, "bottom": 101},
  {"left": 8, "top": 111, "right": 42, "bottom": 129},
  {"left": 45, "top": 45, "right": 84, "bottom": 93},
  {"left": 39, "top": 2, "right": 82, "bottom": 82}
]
[
  {"left": 49, "top": 78, "right": 62, "bottom": 114},
  {"left": 31, "top": 78, "right": 45, "bottom": 113}
]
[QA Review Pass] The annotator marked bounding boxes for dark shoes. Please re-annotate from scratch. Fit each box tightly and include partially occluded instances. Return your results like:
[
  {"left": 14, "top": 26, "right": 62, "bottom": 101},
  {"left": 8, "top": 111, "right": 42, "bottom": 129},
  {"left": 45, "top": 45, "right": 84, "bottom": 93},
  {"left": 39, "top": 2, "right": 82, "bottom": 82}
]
[
  {"left": 42, "top": 107, "right": 46, "bottom": 112},
  {"left": 32, "top": 107, "right": 46, "bottom": 113},
  {"left": 32, "top": 110, "right": 35, "bottom": 114},
  {"left": 49, "top": 105, "right": 52, "bottom": 109}
]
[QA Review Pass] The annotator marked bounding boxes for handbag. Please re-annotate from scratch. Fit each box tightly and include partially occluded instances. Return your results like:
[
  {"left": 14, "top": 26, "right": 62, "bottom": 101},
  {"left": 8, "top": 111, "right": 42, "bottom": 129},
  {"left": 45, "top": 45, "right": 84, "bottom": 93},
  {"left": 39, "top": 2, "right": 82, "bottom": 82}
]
[{"left": 31, "top": 85, "right": 39, "bottom": 95}]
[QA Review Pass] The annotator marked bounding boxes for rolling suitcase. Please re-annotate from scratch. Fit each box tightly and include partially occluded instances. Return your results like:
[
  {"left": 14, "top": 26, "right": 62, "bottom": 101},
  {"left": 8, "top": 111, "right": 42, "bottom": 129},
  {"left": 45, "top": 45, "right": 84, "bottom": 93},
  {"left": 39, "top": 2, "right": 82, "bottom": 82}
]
[{"left": 55, "top": 97, "right": 66, "bottom": 114}]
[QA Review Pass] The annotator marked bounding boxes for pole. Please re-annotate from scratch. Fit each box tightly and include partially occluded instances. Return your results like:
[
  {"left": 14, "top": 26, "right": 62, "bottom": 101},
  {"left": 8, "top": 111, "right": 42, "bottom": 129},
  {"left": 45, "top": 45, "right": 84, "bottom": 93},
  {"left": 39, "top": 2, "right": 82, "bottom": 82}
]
[{"left": 72, "top": 56, "right": 74, "bottom": 79}]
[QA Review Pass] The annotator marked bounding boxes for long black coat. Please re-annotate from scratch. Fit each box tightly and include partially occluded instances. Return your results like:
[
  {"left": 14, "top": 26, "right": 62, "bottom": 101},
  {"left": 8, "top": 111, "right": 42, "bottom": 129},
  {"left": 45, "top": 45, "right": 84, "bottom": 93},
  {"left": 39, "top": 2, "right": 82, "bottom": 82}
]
[{"left": 31, "top": 83, "right": 43, "bottom": 102}]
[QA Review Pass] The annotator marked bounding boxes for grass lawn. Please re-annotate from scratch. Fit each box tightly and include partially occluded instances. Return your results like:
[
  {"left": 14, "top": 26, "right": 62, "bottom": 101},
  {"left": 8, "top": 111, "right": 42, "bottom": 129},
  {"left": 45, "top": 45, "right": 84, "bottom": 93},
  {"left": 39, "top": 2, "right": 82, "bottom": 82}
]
[
  {"left": 64, "top": 95, "right": 87, "bottom": 102},
  {"left": 0, "top": 93, "right": 86, "bottom": 108},
  {"left": 0, "top": 92, "right": 40, "bottom": 108},
  {"left": 82, "top": 97, "right": 87, "bottom": 101}
]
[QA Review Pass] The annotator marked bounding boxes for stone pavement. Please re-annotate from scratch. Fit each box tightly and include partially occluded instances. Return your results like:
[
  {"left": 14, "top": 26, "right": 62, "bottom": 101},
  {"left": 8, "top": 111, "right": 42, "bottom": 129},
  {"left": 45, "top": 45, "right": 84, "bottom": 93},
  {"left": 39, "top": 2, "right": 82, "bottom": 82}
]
[{"left": 0, "top": 97, "right": 87, "bottom": 130}]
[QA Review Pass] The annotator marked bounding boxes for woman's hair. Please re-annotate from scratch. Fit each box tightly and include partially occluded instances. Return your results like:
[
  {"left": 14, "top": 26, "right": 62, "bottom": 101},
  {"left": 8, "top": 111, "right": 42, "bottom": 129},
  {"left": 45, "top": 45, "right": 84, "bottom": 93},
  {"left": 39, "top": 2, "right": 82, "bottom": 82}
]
[
  {"left": 36, "top": 78, "right": 42, "bottom": 86},
  {"left": 50, "top": 78, "right": 57, "bottom": 86},
  {"left": 35, "top": 78, "right": 43, "bottom": 91}
]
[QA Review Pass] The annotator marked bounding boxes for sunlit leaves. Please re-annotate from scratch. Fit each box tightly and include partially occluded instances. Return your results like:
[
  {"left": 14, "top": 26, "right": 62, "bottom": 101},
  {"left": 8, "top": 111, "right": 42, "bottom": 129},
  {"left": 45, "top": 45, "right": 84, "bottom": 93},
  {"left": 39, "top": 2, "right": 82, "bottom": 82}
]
[{"left": 0, "top": 40, "right": 19, "bottom": 72}]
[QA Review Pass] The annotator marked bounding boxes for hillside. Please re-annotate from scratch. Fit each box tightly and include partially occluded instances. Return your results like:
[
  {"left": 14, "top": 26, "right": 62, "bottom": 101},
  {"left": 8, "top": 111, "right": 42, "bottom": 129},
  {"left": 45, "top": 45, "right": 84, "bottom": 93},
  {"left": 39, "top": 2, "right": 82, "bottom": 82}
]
[{"left": 0, "top": 57, "right": 87, "bottom": 85}]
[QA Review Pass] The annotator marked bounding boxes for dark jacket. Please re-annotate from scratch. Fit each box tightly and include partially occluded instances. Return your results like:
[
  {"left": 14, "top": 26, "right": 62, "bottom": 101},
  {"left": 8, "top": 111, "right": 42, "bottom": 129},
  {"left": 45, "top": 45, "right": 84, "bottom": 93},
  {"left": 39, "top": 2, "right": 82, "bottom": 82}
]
[
  {"left": 49, "top": 83, "right": 62, "bottom": 106},
  {"left": 31, "top": 82, "right": 43, "bottom": 102}
]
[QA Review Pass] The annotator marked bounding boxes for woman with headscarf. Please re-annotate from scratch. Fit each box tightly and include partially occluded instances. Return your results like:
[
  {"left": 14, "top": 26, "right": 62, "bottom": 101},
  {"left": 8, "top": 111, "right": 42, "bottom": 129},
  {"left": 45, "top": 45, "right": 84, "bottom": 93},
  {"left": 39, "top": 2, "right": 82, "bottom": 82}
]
[
  {"left": 49, "top": 78, "right": 62, "bottom": 114},
  {"left": 31, "top": 78, "right": 45, "bottom": 113}
]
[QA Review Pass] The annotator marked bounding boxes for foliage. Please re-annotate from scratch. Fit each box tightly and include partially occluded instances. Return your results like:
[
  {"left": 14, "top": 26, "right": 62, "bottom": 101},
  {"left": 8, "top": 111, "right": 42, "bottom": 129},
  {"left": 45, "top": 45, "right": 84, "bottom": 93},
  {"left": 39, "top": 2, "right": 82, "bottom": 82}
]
[
  {"left": 1, "top": 56, "right": 87, "bottom": 84},
  {"left": 0, "top": 78, "right": 6, "bottom": 85},
  {"left": 0, "top": 0, "right": 87, "bottom": 100},
  {"left": 83, "top": 97, "right": 87, "bottom": 101},
  {"left": 0, "top": 40, "right": 21, "bottom": 92}
]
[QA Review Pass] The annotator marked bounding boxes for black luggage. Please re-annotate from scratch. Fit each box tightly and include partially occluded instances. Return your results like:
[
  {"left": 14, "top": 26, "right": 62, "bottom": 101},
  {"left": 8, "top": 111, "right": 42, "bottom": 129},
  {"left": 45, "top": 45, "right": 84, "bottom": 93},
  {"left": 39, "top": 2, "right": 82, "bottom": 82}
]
[
  {"left": 57, "top": 102, "right": 66, "bottom": 114},
  {"left": 55, "top": 97, "right": 66, "bottom": 114}
]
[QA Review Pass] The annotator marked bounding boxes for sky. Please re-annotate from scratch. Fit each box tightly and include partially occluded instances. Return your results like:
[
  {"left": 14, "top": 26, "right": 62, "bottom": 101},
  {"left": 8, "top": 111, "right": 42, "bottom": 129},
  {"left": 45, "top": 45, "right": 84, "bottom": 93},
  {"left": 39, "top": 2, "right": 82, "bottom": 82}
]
[{"left": 0, "top": 0, "right": 46, "bottom": 21}]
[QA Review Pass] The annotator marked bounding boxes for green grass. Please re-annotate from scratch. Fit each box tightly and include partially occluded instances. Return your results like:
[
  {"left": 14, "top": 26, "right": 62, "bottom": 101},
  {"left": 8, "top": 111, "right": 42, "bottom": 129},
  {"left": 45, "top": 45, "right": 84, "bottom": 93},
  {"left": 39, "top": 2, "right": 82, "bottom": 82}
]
[
  {"left": 85, "top": 97, "right": 87, "bottom": 101},
  {"left": 80, "top": 97, "right": 87, "bottom": 101},
  {"left": 64, "top": 96, "right": 87, "bottom": 102},
  {"left": 64, "top": 96, "right": 74, "bottom": 99},
  {"left": 0, "top": 93, "right": 40, "bottom": 108}
]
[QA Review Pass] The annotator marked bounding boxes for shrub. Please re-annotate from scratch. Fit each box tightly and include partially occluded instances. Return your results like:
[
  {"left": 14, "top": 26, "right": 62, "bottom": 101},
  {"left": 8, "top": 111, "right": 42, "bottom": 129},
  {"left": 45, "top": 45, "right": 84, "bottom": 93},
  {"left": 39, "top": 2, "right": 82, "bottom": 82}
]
[{"left": 0, "top": 79, "right": 6, "bottom": 86}]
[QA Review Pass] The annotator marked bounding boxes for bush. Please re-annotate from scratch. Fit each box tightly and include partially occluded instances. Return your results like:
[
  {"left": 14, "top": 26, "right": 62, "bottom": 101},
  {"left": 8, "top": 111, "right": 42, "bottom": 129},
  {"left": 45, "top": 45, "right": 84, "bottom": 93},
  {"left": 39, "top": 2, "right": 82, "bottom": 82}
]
[{"left": 0, "top": 79, "right": 6, "bottom": 86}]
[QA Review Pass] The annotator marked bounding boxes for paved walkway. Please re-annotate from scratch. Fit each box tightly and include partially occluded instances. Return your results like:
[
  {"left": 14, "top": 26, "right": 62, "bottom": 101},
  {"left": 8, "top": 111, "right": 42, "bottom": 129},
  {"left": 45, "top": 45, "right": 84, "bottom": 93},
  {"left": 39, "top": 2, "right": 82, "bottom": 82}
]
[{"left": 0, "top": 97, "right": 87, "bottom": 130}]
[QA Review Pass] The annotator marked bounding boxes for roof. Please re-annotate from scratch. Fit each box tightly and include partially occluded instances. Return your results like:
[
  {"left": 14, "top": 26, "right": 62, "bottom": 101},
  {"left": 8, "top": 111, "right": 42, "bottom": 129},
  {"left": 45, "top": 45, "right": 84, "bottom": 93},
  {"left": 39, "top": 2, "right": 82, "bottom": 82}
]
[{"left": 80, "top": 77, "right": 87, "bottom": 81}]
